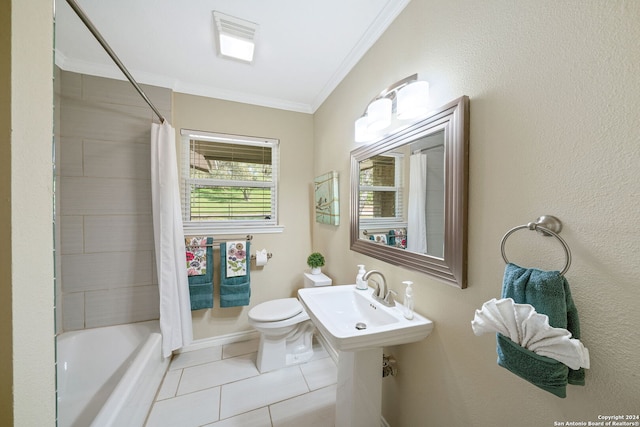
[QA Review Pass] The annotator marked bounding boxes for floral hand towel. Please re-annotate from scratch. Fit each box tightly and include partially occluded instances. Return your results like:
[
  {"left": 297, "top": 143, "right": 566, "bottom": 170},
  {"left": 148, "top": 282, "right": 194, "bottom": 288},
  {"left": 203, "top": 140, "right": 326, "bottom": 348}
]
[
  {"left": 226, "top": 241, "right": 247, "bottom": 277},
  {"left": 185, "top": 237, "right": 208, "bottom": 276}
]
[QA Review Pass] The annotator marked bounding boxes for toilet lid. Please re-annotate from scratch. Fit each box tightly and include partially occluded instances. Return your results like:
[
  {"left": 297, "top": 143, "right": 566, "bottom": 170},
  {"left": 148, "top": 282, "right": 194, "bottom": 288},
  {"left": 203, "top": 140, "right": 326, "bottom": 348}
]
[{"left": 249, "top": 298, "right": 303, "bottom": 322}]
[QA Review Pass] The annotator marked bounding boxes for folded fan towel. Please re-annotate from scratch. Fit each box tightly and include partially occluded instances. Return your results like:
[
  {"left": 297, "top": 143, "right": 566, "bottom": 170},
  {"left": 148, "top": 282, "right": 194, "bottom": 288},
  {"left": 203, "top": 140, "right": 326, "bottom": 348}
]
[
  {"left": 500, "top": 263, "right": 585, "bottom": 395},
  {"left": 219, "top": 241, "right": 251, "bottom": 307},
  {"left": 472, "top": 298, "right": 590, "bottom": 370},
  {"left": 225, "top": 241, "right": 248, "bottom": 277},
  {"left": 187, "top": 237, "right": 213, "bottom": 310}
]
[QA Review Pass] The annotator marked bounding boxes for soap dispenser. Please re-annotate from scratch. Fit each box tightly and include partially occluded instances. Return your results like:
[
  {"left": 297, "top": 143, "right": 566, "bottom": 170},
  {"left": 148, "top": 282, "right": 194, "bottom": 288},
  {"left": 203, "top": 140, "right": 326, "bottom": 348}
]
[
  {"left": 356, "top": 265, "right": 367, "bottom": 290},
  {"left": 402, "top": 281, "right": 414, "bottom": 319}
]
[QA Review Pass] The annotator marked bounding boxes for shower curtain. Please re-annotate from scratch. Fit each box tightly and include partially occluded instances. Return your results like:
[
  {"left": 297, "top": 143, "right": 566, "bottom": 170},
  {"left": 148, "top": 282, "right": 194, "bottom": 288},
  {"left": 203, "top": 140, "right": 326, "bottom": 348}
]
[
  {"left": 151, "top": 121, "right": 193, "bottom": 358},
  {"left": 407, "top": 153, "right": 428, "bottom": 254}
]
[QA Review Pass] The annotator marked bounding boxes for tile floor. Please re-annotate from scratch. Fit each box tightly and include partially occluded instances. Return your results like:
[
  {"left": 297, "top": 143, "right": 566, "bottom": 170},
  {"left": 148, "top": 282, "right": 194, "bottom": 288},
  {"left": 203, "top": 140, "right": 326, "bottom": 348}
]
[{"left": 145, "top": 338, "right": 338, "bottom": 427}]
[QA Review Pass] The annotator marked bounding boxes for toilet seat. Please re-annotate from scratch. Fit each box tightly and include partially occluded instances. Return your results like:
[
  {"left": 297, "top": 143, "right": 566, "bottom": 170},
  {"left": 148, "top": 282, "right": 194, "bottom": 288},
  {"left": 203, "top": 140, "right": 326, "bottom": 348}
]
[{"left": 249, "top": 298, "right": 303, "bottom": 322}]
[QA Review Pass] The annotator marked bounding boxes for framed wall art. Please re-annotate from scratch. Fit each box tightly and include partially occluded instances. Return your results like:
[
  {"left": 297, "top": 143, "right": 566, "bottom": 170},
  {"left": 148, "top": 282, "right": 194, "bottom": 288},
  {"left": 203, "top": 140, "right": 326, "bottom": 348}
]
[{"left": 314, "top": 171, "right": 339, "bottom": 226}]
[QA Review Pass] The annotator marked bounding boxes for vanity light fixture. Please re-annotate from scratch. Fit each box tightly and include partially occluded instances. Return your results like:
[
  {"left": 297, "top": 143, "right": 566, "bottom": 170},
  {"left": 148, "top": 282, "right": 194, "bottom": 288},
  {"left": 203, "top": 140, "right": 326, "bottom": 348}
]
[
  {"left": 213, "top": 11, "right": 258, "bottom": 63},
  {"left": 354, "top": 74, "right": 430, "bottom": 143}
]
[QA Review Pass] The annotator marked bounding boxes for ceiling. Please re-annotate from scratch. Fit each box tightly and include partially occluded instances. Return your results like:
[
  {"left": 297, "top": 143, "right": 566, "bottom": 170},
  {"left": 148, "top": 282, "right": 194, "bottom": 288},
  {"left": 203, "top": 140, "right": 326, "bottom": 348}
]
[{"left": 54, "top": 0, "right": 410, "bottom": 114}]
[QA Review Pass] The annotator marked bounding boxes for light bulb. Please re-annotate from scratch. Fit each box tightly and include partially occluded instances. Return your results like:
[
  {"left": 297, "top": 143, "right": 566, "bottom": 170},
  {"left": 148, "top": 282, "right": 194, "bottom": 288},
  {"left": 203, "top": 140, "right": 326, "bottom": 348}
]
[
  {"left": 366, "top": 98, "right": 392, "bottom": 131},
  {"left": 397, "top": 81, "right": 429, "bottom": 120},
  {"left": 354, "top": 115, "right": 372, "bottom": 142}
]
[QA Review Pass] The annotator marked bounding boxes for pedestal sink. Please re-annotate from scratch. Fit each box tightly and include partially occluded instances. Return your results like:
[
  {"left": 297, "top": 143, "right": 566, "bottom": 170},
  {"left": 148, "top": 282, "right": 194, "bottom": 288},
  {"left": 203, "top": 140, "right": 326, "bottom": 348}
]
[{"left": 298, "top": 284, "right": 434, "bottom": 427}]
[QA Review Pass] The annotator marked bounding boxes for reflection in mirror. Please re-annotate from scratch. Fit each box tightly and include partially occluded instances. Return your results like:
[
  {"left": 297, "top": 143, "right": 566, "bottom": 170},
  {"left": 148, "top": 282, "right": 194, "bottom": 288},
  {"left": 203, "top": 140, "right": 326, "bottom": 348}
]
[
  {"left": 408, "top": 132, "right": 445, "bottom": 258},
  {"left": 350, "top": 96, "right": 469, "bottom": 288},
  {"left": 358, "top": 132, "right": 445, "bottom": 258}
]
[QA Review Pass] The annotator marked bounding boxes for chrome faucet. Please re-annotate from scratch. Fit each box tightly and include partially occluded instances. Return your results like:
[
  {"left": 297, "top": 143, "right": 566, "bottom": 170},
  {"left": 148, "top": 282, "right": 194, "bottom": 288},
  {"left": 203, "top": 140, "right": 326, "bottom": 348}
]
[
  {"left": 362, "top": 270, "right": 396, "bottom": 307},
  {"left": 363, "top": 270, "right": 386, "bottom": 298}
]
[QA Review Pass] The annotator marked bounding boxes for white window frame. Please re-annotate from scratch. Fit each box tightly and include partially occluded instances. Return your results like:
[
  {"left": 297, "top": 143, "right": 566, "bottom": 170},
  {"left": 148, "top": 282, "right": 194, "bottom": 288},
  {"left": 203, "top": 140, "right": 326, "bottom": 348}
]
[
  {"left": 359, "top": 153, "right": 405, "bottom": 230},
  {"left": 180, "top": 129, "right": 283, "bottom": 235}
]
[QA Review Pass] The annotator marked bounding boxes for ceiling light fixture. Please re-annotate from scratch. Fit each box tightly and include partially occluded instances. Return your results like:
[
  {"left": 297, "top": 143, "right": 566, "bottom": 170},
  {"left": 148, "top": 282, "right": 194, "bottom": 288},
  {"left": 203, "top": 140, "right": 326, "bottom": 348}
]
[
  {"left": 213, "top": 11, "right": 258, "bottom": 63},
  {"left": 354, "top": 74, "right": 430, "bottom": 143}
]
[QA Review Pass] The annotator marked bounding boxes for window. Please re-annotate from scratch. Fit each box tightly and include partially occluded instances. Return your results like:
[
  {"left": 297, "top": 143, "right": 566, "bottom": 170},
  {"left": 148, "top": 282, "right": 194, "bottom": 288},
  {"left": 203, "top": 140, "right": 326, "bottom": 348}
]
[
  {"left": 358, "top": 153, "right": 404, "bottom": 227},
  {"left": 181, "top": 129, "right": 281, "bottom": 234}
]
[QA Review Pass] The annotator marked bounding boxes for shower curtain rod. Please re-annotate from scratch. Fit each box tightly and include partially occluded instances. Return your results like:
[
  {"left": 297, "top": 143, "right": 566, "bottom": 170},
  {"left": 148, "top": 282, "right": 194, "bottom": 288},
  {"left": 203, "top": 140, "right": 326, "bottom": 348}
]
[{"left": 65, "top": 0, "right": 166, "bottom": 123}]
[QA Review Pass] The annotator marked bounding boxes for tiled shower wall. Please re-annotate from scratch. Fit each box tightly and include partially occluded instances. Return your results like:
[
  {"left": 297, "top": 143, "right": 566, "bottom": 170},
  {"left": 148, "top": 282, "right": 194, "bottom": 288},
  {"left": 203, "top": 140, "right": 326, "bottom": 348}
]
[{"left": 56, "top": 69, "right": 171, "bottom": 331}]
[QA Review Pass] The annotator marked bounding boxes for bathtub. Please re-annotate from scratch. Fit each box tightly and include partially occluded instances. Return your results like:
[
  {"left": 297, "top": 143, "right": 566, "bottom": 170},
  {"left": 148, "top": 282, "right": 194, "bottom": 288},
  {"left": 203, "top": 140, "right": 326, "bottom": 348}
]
[{"left": 56, "top": 321, "right": 170, "bottom": 427}]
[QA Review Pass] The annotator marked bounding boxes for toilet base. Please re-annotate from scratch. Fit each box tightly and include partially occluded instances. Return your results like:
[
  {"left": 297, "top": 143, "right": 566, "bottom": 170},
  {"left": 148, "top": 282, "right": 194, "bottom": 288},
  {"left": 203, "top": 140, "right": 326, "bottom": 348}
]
[{"left": 255, "top": 320, "right": 315, "bottom": 373}]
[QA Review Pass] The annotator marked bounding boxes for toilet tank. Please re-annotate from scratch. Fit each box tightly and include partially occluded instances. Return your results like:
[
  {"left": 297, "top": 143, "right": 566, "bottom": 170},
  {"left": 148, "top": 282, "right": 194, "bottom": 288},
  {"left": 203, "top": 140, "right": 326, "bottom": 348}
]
[{"left": 303, "top": 272, "right": 332, "bottom": 287}]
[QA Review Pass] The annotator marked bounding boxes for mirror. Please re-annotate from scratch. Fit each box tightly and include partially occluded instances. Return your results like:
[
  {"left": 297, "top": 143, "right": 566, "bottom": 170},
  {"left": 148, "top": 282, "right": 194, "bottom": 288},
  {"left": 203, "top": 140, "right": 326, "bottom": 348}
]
[{"left": 350, "top": 96, "right": 469, "bottom": 288}]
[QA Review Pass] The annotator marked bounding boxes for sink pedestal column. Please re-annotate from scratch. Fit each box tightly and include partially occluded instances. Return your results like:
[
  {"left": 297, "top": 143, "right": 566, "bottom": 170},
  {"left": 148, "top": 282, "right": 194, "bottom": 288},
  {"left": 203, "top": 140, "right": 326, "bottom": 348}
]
[{"left": 335, "top": 347, "right": 383, "bottom": 427}]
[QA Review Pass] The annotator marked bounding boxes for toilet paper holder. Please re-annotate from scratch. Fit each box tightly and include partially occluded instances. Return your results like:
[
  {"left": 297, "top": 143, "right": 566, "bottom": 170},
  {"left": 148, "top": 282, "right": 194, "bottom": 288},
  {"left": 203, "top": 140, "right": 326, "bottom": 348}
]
[
  {"left": 250, "top": 252, "right": 273, "bottom": 261},
  {"left": 251, "top": 250, "right": 273, "bottom": 265}
]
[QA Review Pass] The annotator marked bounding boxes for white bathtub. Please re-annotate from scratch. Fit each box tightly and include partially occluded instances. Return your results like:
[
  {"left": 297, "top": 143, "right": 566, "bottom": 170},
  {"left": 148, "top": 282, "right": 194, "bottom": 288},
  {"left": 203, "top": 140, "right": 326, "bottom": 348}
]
[{"left": 56, "top": 321, "right": 170, "bottom": 427}]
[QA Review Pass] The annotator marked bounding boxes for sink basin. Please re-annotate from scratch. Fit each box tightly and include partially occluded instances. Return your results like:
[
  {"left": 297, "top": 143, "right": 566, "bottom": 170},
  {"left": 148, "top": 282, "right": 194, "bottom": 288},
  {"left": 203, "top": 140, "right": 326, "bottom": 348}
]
[{"left": 298, "top": 284, "right": 433, "bottom": 351}]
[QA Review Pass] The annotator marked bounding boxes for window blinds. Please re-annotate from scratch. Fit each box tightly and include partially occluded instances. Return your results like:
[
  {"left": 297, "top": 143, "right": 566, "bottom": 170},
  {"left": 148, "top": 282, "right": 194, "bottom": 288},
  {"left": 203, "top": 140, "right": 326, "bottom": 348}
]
[{"left": 181, "top": 130, "right": 278, "bottom": 225}]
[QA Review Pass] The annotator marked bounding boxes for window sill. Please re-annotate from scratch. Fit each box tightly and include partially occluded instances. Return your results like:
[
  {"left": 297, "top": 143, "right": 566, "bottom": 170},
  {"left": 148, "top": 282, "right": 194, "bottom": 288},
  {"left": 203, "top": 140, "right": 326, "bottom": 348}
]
[
  {"left": 183, "top": 223, "right": 284, "bottom": 236},
  {"left": 359, "top": 220, "right": 407, "bottom": 230}
]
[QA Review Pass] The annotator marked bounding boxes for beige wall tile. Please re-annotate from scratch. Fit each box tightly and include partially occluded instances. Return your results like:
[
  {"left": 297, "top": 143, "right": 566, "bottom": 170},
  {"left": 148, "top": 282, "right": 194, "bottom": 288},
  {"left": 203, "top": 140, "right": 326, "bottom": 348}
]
[
  {"left": 83, "top": 140, "right": 150, "bottom": 179},
  {"left": 84, "top": 285, "right": 160, "bottom": 328},
  {"left": 83, "top": 74, "right": 171, "bottom": 112},
  {"left": 60, "top": 69, "right": 82, "bottom": 100},
  {"left": 60, "top": 176, "right": 151, "bottom": 215},
  {"left": 62, "top": 292, "right": 85, "bottom": 331},
  {"left": 60, "top": 96, "right": 152, "bottom": 142},
  {"left": 60, "top": 215, "right": 83, "bottom": 254},
  {"left": 84, "top": 215, "right": 154, "bottom": 253},
  {"left": 58, "top": 71, "right": 170, "bottom": 332},
  {"left": 61, "top": 251, "right": 154, "bottom": 292},
  {"left": 59, "top": 137, "right": 83, "bottom": 177}
]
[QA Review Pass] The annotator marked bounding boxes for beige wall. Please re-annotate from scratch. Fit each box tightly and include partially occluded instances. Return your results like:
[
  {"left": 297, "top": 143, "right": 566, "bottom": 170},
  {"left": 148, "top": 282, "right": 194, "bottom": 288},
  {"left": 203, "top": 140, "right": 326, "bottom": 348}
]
[
  {"left": 172, "top": 93, "right": 315, "bottom": 339},
  {"left": 3, "top": 0, "right": 56, "bottom": 425},
  {"left": 314, "top": 1, "right": 640, "bottom": 425},
  {"left": 0, "top": 1, "right": 13, "bottom": 424}
]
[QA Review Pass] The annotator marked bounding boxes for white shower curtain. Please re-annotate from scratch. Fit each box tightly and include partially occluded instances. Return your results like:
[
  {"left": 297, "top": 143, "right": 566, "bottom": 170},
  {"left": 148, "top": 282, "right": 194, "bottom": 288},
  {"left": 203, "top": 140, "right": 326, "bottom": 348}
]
[
  {"left": 151, "top": 121, "right": 193, "bottom": 358},
  {"left": 407, "top": 153, "right": 428, "bottom": 254}
]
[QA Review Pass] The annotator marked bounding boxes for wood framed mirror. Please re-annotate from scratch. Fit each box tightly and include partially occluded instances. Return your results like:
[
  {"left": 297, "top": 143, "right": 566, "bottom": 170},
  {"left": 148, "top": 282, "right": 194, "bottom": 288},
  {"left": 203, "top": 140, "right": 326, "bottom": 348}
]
[{"left": 350, "top": 96, "right": 469, "bottom": 288}]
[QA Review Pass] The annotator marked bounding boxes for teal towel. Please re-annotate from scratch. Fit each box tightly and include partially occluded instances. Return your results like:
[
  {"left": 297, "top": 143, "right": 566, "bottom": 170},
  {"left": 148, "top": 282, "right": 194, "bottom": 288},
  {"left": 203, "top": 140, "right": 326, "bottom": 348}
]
[
  {"left": 219, "top": 241, "right": 251, "bottom": 307},
  {"left": 499, "top": 263, "right": 585, "bottom": 397},
  {"left": 187, "top": 237, "right": 213, "bottom": 310},
  {"left": 497, "top": 334, "right": 569, "bottom": 398},
  {"left": 388, "top": 230, "right": 395, "bottom": 246}
]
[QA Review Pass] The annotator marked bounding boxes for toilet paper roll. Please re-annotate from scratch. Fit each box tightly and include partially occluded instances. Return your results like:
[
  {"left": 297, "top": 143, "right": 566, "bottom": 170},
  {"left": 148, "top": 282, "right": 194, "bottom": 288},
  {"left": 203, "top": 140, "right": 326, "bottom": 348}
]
[{"left": 255, "top": 249, "right": 268, "bottom": 266}]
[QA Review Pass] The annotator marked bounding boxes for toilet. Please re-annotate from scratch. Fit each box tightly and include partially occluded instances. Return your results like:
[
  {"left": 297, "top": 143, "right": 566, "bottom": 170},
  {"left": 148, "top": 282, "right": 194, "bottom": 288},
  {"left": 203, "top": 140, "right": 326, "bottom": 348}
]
[{"left": 248, "top": 272, "right": 332, "bottom": 373}]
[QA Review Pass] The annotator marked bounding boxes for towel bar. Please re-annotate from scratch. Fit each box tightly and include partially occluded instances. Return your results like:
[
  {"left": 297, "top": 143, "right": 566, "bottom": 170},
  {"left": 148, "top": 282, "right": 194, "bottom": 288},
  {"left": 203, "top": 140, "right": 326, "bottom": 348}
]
[
  {"left": 185, "top": 235, "right": 253, "bottom": 248},
  {"left": 362, "top": 229, "right": 405, "bottom": 237},
  {"left": 500, "top": 215, "right": 572, "bottom": 275},
  {"left": 184, "top": 235, "right": 272, "bottom": 260}
]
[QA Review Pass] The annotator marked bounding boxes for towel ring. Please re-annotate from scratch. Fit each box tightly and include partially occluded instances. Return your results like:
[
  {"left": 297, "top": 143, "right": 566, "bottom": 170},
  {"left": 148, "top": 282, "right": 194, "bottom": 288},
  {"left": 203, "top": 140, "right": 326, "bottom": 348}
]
[{"left": 500, "top": 215, "right": 572, "bottom": 276}]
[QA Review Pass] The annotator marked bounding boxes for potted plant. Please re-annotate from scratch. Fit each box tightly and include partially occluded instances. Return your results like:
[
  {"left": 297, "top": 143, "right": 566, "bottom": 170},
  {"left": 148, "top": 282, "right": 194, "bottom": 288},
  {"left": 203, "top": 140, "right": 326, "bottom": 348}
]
[{"left": 307, "top": 252, "right": 325, "bottom": 274}]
